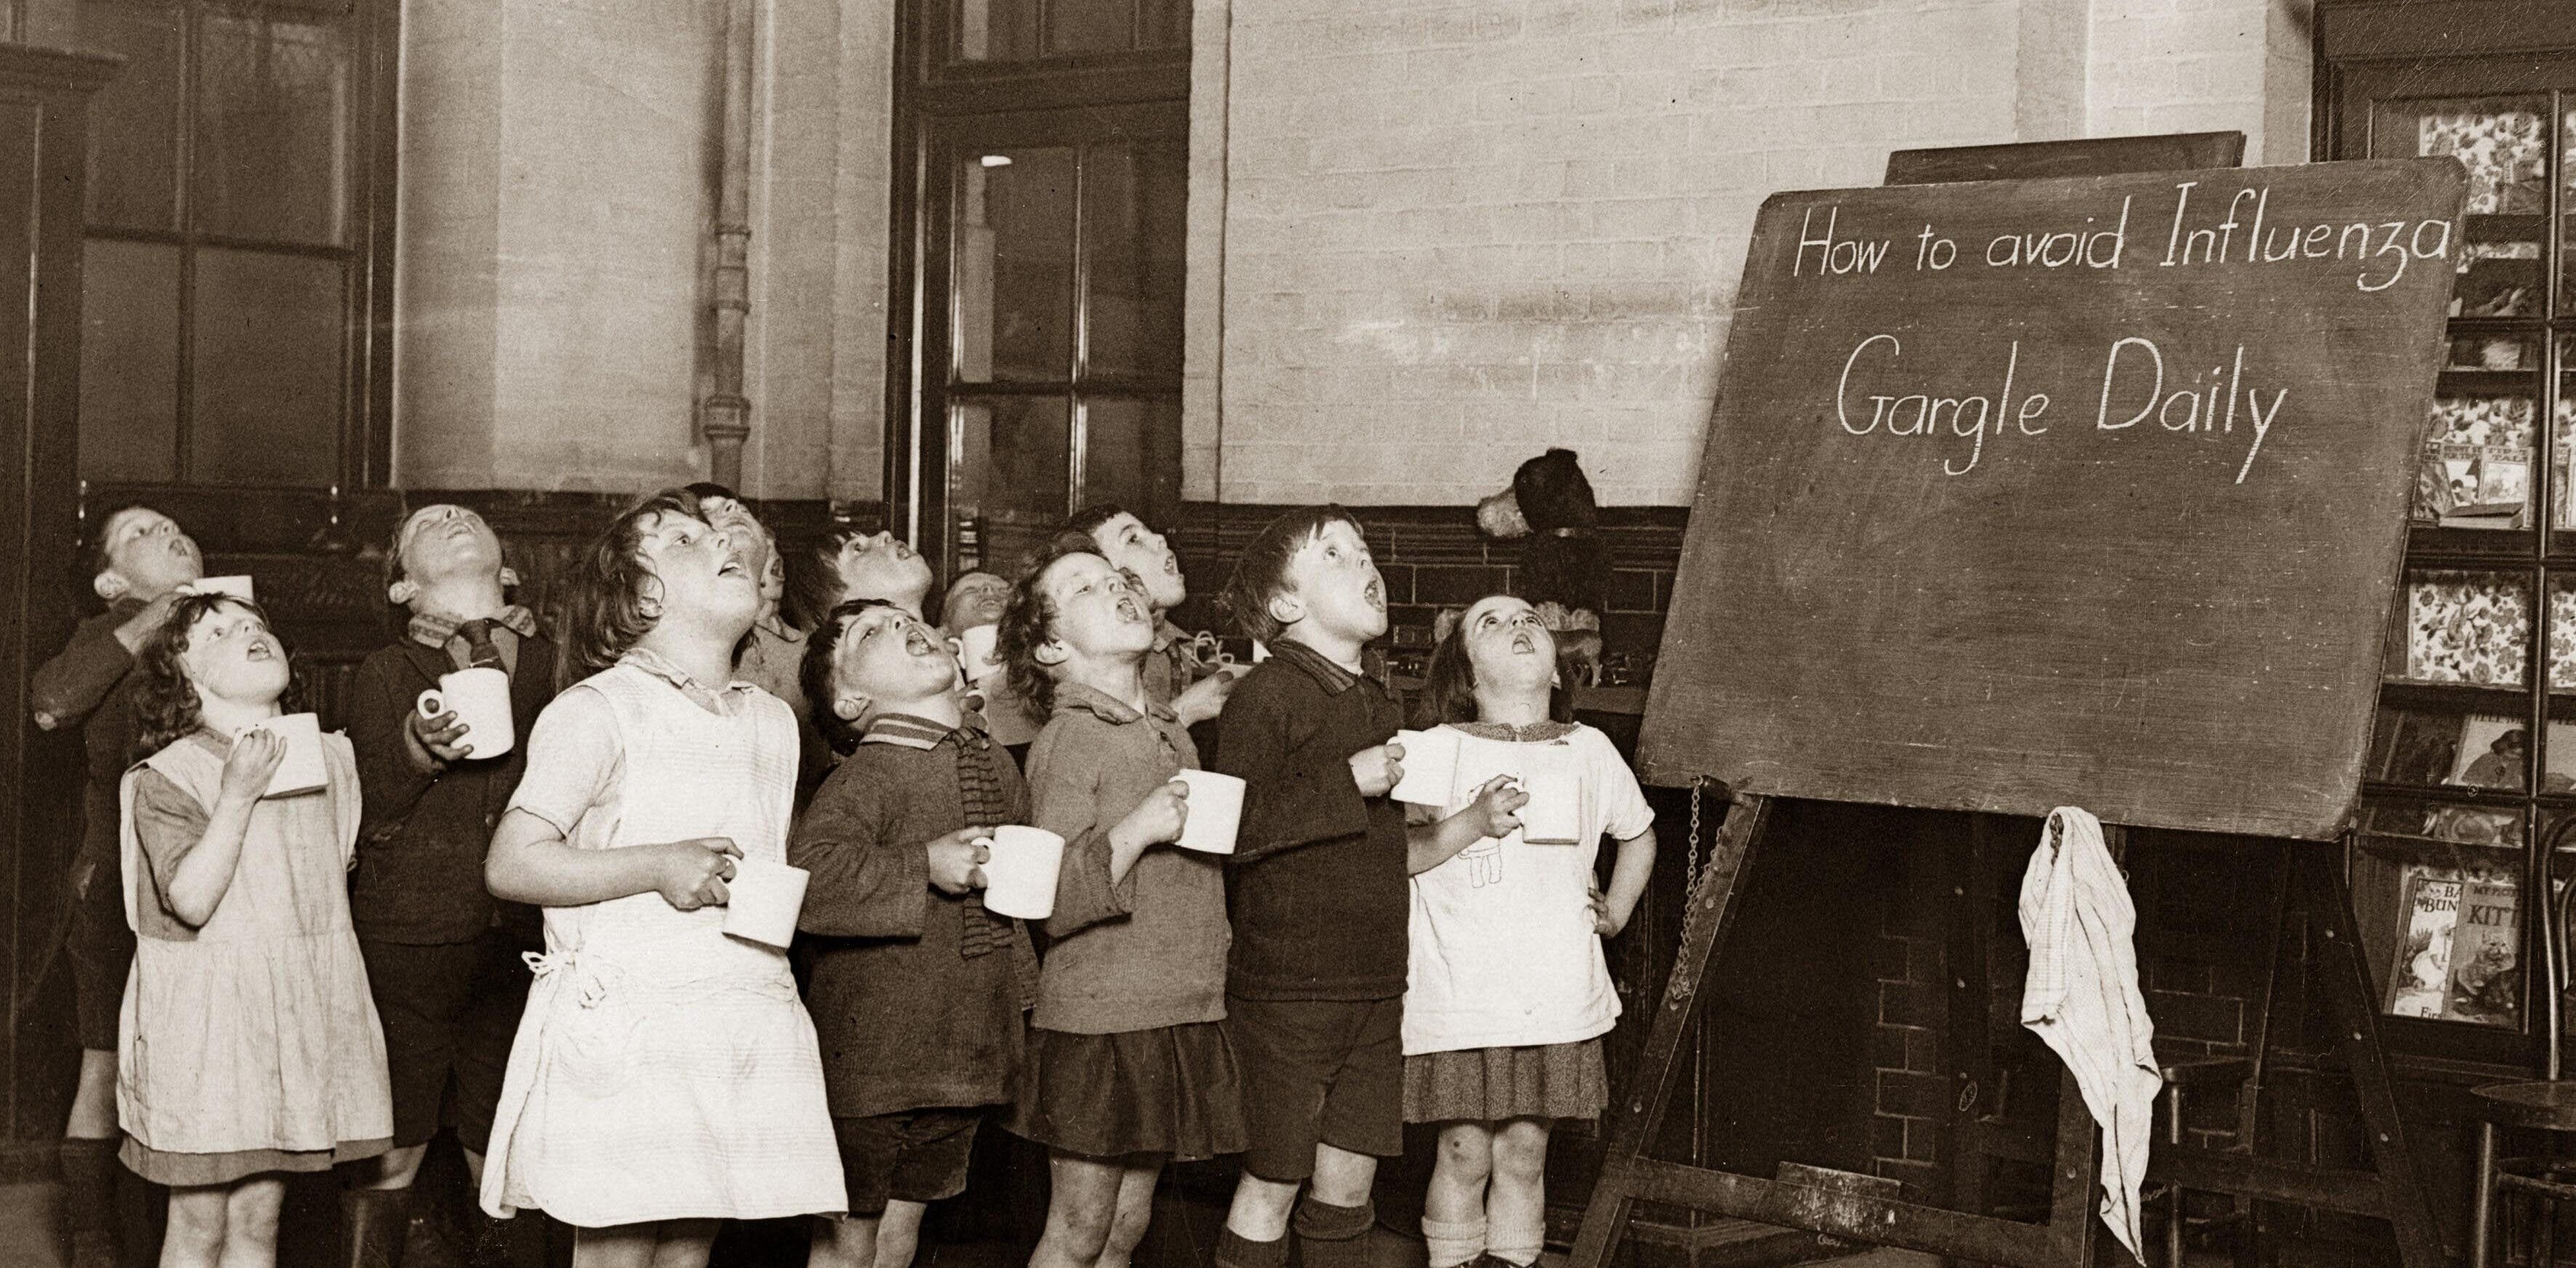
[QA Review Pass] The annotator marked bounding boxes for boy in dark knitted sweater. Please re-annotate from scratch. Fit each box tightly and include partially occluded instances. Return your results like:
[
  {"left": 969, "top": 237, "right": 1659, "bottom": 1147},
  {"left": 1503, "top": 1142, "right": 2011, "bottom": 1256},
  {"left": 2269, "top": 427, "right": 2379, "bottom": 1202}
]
[
  {"left": 793, "top": 597, "right": 1035, "bottom": 1268},
  {"left": 343, "top": 502, "right": 558, "bottom": 1263},
  {"left": 1211, "top": 507, "right": 1410, "bottom": 1268}
]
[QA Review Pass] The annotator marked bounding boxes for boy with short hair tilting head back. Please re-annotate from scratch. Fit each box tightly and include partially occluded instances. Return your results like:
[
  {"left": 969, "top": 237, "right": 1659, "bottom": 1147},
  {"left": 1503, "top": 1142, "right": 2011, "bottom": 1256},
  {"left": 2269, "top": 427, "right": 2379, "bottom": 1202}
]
[
  {"left": 342, "top": 502, "right": 560, "bottom": 1266},
  {"left": 790, "top": 595, "right": 1035, "bottom": 1268},
  {"left": 1208, "top": 508, "right": 1411, "bottom": 1268},
  {"left": 33, "top": 505, "right": 206, "bottom": 1268}
]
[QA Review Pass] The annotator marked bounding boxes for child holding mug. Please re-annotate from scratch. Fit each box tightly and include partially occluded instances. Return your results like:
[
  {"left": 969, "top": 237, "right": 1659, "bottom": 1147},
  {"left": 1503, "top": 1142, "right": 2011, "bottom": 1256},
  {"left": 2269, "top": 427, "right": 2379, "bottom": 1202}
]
[
  {"left": 1401, "top": 595, "right": 1657, "bottom": 1268},
  {"left": 480, "top": 489, "right": 841, "bottom": 1267},
  {"left": 119, "top": 594, "right": 393, "bottom": 1268},
  {"left": 790, "top": 596, "right": 1035, "bottom": 1268},
  {"left": 998, "top": 542, "right": 1241, "bottom": 1268},
  {"left": 343, "top": 502, "right": 560, "bottom": 1262}
]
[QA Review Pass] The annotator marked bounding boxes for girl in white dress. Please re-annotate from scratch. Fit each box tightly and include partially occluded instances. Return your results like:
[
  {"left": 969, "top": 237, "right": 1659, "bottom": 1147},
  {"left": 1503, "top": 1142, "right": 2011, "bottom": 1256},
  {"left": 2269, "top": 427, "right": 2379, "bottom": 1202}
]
[
  {"left": 119, "top": 595, "right": 393, "bottom": 1268},
  {"left": 1403, "top": 595, "right": 1658, "bottom": 1268},
  {"left": 481, "top": 489, "right": 843, "bottom": 1267}
]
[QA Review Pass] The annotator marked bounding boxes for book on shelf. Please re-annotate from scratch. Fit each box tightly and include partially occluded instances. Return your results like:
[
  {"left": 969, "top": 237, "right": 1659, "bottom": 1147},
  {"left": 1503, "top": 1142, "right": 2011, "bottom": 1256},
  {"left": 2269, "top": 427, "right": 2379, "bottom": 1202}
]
[
  {"left": 2444, "top": 877, "right": 2521, "bottom": 1027},
  {"left": 2448, "top": 713, "right": 2529, "bottom": 790},
  {"left": 2404, "top": 573, "right": 2529, "bottom": 685},
  {"left": 2413, "top": 397, "right": 2535, "bottom": 529},
  {"left": 2385, "top": 865, "right": 2463, "bottom": 1018}
]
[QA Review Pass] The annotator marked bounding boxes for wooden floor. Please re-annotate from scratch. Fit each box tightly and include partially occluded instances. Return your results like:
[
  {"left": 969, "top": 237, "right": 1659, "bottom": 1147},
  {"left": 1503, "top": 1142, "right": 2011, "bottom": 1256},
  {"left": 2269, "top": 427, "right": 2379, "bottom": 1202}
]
[{"left": 0, "top": 1174, "right": 1948, "bottom": 1268}]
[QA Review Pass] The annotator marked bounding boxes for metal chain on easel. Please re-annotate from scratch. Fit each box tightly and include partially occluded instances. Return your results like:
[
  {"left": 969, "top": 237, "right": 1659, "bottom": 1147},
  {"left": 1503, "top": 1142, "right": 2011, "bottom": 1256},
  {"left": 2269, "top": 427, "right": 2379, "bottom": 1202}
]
[{"left": 1669, "top": 776, "right": 1714, "bottom": 1001}]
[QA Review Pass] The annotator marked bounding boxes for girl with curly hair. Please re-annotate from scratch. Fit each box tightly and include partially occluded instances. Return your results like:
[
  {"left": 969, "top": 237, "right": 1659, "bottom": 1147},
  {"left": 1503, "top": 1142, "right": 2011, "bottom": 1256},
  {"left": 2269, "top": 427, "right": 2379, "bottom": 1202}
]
[{"left": 117, "top": 593, "right": 393, "bottom": 1268}]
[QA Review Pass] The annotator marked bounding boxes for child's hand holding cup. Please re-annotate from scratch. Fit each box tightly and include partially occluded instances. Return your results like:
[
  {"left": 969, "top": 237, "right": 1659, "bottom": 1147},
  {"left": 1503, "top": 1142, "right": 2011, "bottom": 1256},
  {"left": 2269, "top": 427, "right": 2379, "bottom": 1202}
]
[
  {"left": 1348, "top": 740, "right": 1405, "bottom": 798},
  {"left": 1171, "top": 770, "right": 1245, "bottom": 854},
  {"left": 1466, "top": 774, "right": 1528, "bottom": 840},
  {"left": 414, "top": 668, "right": 515, "bottom": 760},
  {"left": 652, "top": 837, "right": 742, "bottom": 911},
  {"left": 926, "top": 827, "right": 992, "bottom": 895},
  {"left": 217, "top": 729, "right": 289, "bottom": 804},
  {"left": 1115, "top": 779, "right": 1192, "bottom": 852}
]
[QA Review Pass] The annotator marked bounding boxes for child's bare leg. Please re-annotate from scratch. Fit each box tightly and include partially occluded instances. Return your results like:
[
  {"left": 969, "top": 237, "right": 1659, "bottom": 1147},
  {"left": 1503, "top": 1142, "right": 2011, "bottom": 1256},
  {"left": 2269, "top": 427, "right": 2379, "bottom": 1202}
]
[
  {"left": 1485, "top": 1118, "right": 1552, "bottom": 1267},
  {"left": 875, "top": 1199, "right": 928, "bottom": 1268},
  {"left": 366, "top": 1144, "right": 429, "bottom": 1189},
  {"left": 212, "top": 1176, "right": 283, "bottom": 1268},
  {"left": 160, "top": 1184, "right": 230, "bottom": 1268},
  {"left": 65, "top": 1048, "right": 116, "bottom": 1137},
  {"left": 809, "top": 1213, "right": 881, "bottom": 1268},
  {"left": 646, "top": 1219, "right": 718, "bottom": 1268},
  {"left": 1035, "top": 1150, "right": 1131, "bottom": 1268},
  {"left": 1423, "top": 1123, "right": 1493, "bottom": 1268},
  {"left": 571, "top": 1223, "right": 665, "bottom": 1268},
  {"left": 1093, "top": 1160, "right": 1164, "bottom": 1268},
  {"left": 1223, "top": 1174, "right": 1299, "bottom": 1241}
]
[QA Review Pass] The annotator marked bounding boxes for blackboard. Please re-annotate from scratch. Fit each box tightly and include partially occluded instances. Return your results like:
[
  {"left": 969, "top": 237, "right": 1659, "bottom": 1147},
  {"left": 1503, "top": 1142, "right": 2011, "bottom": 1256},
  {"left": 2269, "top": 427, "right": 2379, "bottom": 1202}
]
[
  {"left": 1885, "top": 132, "right": 2244, "bottom": 186},
  {"left": 1639, "top": 160, "right": 2467, "bottom": 840}
]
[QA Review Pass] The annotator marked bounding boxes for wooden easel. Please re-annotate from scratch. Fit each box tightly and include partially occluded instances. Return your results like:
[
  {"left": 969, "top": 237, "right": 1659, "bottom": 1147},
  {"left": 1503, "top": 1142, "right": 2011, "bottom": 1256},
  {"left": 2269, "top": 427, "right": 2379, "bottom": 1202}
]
[
  {"left": 1571, "top": 133, "right": 2453, "bottom": 1268},
  {"left": 1566, "top": 797, "right": 2444, "bottom": 1268}
]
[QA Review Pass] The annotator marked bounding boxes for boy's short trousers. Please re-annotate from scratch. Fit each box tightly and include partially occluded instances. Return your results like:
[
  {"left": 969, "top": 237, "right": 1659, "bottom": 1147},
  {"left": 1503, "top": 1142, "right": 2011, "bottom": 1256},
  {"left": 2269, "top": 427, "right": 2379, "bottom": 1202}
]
[
  {"left": 358, "top": 928, "right": 534, "bottom": 1152},
  {"left": 835, "top": 1108, "right": 985, "bottom": 1216},
  {"left": 1223, "top": 995, "right": 1404, "bottom": 1181},
  {"left": 68, "top": 848, "right": 134, "bottom": 1052}
]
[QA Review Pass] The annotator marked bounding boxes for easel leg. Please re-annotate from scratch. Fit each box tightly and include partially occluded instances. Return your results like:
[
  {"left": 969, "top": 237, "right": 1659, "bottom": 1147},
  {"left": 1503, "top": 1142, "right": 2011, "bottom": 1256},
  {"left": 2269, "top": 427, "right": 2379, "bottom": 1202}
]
[
  {"left": 1568, "top": 794, "right": 1772, "bottom": 1268},
  {"left": 2046, "top": 1063, "right": 2103, "bottom": 1268},
  {"left": 2295, "top": 846, "right": 2446, "bottom": 1268}
]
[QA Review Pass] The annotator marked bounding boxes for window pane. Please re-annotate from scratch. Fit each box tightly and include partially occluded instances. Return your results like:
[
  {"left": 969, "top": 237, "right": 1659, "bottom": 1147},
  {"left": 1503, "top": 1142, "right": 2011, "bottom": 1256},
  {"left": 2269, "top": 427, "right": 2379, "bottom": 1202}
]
[
  {"left": 1046, "top": 0, "right": 1132, "bottom": 56},
  {"left": 78, "top": 239, "right": 179, "bottom": 483},
  {"left": 950, "top": 396, "right": 1069, "bottom": 572},
  {"left": 1136, "top": 0, "right": 1187, "bottom": 49},
  {"left": 955, "top": 148, "right": 1075, "bottom": 383},
  {"left": 952, "top": 0, "right": 1041, "bottom": 62},
  {"left": 1081, "top": 139, "right": 1187, "bottom": 382},
  {"left": 79, "top": 1, "right": 182, "bottom": 231},
  {"left": 190, "top": 248, "right": 343, "bottom": 486},
  {"left": 1080, "top": 396, "right": 1178, "bottom": 524},
  {"left": 196, "top": 12, "right": 350, "bottom": 246}
]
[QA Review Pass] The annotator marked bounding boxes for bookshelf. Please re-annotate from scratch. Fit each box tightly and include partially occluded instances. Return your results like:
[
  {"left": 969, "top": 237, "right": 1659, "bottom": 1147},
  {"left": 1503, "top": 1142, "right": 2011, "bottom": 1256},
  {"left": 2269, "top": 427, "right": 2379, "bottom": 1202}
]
[{"left": 2321, "top": 3, "right": 2576, "bottom": 1064}]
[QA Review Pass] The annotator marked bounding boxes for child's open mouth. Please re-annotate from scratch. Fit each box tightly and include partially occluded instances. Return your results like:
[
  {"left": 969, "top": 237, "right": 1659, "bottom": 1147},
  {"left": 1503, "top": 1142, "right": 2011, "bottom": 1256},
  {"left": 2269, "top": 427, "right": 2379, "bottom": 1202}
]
[
  {"left": 718, "top": 558, "right": 750, "bottom": 580},
  {"left": 1363, "top": 579, "right": 1384, "bottom": 609},
  {"left": 1114, "top": 595, "right": 1145, "bottom": 623},
  {"left": 904, "top": 627, "right": 937, "bottom": 656},
  {"left": 1510, "top": 631, "right": 1537, "bottom": 653},
  {"left": 246, "top": 643, "right": 274, "bottom": 661}
]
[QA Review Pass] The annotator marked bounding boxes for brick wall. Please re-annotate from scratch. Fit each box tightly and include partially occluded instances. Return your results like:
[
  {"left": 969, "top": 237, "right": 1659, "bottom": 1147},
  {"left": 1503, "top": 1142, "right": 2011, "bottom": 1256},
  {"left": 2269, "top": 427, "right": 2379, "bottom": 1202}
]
[{"left": 1184, "top": 0, "right": 2314, "bottom": 508}]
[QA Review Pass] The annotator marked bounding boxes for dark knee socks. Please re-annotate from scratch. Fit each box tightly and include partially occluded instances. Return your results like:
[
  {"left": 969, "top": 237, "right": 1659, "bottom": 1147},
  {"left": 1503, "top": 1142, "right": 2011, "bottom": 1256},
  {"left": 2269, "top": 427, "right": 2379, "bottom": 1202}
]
[
  {"left": 57, "top": 1138, "right": 116, "bottom": 1256},
  {"left": 1294, "top": 1197, "right": 1376, "bottom": 1268},
  {"left": 1216, "top": 1227, "right": 1292, "bottom": 1268},
  {"left": 342, "top": 1187, "right": 412, "bottom": 1268}
]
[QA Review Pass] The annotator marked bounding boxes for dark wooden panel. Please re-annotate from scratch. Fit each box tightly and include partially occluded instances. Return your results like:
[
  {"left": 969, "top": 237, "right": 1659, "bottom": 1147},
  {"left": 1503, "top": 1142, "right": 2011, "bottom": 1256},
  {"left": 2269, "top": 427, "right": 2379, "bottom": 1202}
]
[
  {"left": 1637, "top": 160, "right": 2464, "bottom": 840},
  {"left": 2319, "top": 1, "right": 2576, "bottom": 62},
  {"left": 1886, "top": 132, "right": 2245, "bottom": 186},
  {"left": 0, "top": 46, "right": 120, "bottom": 1153}
]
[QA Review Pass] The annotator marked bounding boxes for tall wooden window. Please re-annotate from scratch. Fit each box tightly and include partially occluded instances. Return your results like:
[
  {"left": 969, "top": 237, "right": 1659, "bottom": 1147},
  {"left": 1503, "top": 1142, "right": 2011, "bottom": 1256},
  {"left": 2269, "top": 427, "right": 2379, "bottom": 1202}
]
[
  {"left": 74, "top": 0, "right": 394, "bottom": 491},
  {"left": 891, "top": 0, "right": 1189, "bottom": 579}
]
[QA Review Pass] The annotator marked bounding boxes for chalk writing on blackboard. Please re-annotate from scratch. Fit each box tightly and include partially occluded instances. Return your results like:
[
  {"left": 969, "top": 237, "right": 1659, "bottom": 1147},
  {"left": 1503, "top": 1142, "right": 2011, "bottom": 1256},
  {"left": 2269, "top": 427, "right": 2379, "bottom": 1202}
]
[
  {"left": 1797, "top": 179, "right": 2457, "bottom": 483},
  {"left": 1794, "top": 180, "right": 2455, "bottom": 292},
  {"left": 1831, "top": 334, "right": 2287, "bottom": 482}
]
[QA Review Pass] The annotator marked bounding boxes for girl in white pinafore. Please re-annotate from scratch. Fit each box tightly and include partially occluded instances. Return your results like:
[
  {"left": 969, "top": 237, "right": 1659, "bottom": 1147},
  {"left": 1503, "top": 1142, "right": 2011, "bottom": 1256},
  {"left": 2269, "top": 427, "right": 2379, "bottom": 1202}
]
[
  {"left": 479, "top": 490, "right": 840, "bottom": 1258},
  {"left": 117, "top": 594, "right": 392, "bottom": 1268}
]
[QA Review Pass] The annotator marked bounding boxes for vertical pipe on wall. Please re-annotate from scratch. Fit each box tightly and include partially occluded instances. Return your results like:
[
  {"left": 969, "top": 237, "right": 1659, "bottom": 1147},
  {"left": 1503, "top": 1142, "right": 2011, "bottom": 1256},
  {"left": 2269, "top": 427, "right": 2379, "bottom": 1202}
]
[{"left": 702, "top": 0, "right": 756, "bottom": 489}]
